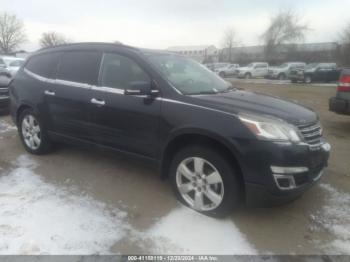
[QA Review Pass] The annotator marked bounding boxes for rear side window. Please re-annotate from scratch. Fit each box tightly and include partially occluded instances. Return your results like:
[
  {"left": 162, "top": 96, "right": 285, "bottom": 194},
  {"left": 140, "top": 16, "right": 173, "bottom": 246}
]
[
  {"left": 99, "top": 53, "right": 150, "bottom": 89},
  {"left": 25, "top": 52, "right": 61, "bottom": 78},
  {"left": 57, "top": 51, "right": 101, "bottom": 85}
]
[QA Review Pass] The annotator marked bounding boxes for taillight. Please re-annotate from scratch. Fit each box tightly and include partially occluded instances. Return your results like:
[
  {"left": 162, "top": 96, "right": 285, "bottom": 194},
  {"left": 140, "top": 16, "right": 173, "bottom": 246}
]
[{"left": 337, "top": 75, "right": 350, "bottom": 92}]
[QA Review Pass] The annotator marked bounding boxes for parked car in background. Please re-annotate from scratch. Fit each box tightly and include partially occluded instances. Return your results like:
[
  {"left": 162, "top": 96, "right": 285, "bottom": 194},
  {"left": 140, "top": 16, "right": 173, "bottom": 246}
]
[
  {"left": 289, "top": 63, "right": 341, "bottom": 84},
  {"left": 236, "top": 62, "right": 269, "bottom": 79},
  {"left": 0, "top": 74, "right": 11, "bottom": 114},
  {"left": 329, "top": 68, "right": 350, "bottom": 115},
  {"left": 205, "top": 62, "right": 230, "bottom": 71},
  {"left": 215, "top": 64, "right": 240, "bottom": 78},
  {"left": 10, "top": 43, "right": 330, "bottom": 217},
  {"left": 1, "top": 56, "right": 25, "bottom": 76},
  {"left": 267, "top": 62, "right": 306, "bottom": 80}
]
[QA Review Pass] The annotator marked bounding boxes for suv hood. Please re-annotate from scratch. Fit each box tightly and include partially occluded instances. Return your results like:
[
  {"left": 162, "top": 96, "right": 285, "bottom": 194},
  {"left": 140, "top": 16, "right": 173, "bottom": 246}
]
[{"left": 189, "top": 90, "right": 317, "bottom": 125}]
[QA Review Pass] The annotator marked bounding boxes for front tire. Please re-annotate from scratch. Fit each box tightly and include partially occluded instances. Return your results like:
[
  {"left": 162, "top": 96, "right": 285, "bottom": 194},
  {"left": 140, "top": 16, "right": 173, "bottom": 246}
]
[
  {"left": 170, "top": 145, "right": 241, "bottom": 217},
  {"left": 18, "top": 109, "right": 53, "bottom": 155},
  {"left": 219, "top": 72, "right": 226, "bottom": 78},
  {"left": 244, "top": 73, "right": 252, "bottom": 79}
]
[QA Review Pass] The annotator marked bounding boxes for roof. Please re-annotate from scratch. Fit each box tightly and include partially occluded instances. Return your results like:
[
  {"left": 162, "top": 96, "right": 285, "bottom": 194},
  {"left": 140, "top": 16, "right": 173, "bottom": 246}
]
[{"left": 37, "top": 42, "right": 140, "bottom": 53}]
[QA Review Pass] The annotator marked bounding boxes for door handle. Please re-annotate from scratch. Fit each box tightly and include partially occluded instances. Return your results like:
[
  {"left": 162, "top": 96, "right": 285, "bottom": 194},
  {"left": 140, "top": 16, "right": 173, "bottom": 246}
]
[
  {"left": 44, "top": 90, "right": 55, "bottom": 96},
  {"left": 91, "top": 98, "right": 106, "bottom": 106}
]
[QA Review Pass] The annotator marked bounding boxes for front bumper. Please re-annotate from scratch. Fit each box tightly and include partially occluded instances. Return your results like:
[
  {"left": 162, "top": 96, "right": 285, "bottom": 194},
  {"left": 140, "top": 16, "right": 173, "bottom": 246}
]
[
  {"left": 329, "top": 96, "right": 350, "bottom": 115},
  {"left": 231, "top": 138, "right": 331, "bottom": 207},
  {"left": 266, "top": 72, "right": 279, "bottom": 79}
]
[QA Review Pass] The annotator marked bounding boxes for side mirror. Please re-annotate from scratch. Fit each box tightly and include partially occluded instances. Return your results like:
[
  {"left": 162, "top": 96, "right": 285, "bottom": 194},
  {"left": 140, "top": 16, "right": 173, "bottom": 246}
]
[
  {"left": 125, "top": 81, "right": 151, "bottom": 95},
  {"left": 125, "top": 81, "right": 159, "bottom": 97}
]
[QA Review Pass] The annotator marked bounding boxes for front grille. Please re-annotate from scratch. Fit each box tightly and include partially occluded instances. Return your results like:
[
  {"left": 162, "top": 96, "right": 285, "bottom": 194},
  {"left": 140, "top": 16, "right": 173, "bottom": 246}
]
[
  {"left": 297, "top": 122, "right": 323, "bottom": 147},
  {"left": 0, "top": 87, "right": 9, "bottom": 97}
]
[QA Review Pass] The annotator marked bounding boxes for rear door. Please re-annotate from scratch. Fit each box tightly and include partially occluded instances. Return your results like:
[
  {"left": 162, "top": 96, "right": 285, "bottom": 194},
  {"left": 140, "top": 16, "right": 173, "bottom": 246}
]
[
  {"left": 47, "top": 50, "right": 102, "bottom": 141},
  {"left": 88, "top": 52, "right": 161, "bottom": 158},
  {"left": 23, "top": 52, "right": 62, "bottom": 126}
]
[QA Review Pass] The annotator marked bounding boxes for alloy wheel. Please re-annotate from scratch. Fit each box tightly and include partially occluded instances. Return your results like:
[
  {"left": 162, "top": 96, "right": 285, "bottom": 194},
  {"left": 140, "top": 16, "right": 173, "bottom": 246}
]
[
  {"left": 21, "top": 115, "right": 41, "bottom": 150},
  {"left": 176, "top": 157, "right": 224, "bottom": 211}
]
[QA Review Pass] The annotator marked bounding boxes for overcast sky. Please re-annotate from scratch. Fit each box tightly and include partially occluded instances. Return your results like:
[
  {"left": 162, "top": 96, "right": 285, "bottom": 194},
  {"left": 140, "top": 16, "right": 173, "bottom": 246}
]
[{"left": 1, "top": 0, "right": 349, "bottom": 51}]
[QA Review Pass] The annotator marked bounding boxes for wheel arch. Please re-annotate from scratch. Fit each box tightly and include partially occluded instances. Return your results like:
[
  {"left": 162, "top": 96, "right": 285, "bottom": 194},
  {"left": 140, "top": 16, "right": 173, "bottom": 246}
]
[
  {"left": 15, "top": 103, "right": 35, "bottom": 126},
  {"left": 160, "top": 130, "right": 245, "bottom": 191}
]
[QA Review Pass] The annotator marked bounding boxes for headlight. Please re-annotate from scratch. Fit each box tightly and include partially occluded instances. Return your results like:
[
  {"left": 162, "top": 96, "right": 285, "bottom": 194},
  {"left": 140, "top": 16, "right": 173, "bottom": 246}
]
[{"left": 238, "top": 113, "right": 301, "bottom": 142}]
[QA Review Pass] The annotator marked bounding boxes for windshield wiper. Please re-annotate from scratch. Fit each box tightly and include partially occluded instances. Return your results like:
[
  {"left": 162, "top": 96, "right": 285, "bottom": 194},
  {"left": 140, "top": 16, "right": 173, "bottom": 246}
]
[
  {"left": 218, "top": 86, "right": 237, "bottom": 93},
  {"left": 185, "top": 90, "right": 219, "bottom": 95}
]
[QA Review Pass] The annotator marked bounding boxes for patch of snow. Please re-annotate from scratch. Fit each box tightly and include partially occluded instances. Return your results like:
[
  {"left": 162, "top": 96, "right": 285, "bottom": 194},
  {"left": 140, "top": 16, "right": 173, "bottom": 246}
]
[
  {"left": 142, "top": 207, "right": 256, "bottom": 255},
  {"left": 0, "top": 119, "right": 16, "bottom": 134},
  {"left": 310, "top": 183, "right": 350, "bottom": 254},
  {"left": 0, "top": 155, "right": 130, "bottom": 255}
]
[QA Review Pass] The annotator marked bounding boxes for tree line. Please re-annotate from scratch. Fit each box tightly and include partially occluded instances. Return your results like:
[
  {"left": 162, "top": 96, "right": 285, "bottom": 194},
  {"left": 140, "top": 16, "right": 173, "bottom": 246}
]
[
  {"left": 222, "top": 9, "right": 350, "bottom": 65},
  {"left": 0, "top": 12, "right": 68, "bottom": 53}
]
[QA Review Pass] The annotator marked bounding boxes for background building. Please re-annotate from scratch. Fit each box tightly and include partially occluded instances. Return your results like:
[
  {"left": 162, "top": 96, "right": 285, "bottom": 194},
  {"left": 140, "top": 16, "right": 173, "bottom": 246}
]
[{"left": 166, "top": 45, "right": 218, "bottom": 63}]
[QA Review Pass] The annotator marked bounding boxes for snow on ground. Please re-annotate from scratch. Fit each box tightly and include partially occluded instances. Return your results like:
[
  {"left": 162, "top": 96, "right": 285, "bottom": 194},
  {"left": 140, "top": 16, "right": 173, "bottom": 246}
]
[
  {"left": 310, "top": 183, "right": 350, "bottom": 254},
  {"left": 0, "top": 155, "right": 130, "bottom": 255},
  {"left": 142, "top": 207, "right": 256, "bottom": 255},
  {"left": 0, "top": 119, "right": 16, "bottom": 137},
  {"left": 0, "top": 154, "right": 256, "bottom": 255}
]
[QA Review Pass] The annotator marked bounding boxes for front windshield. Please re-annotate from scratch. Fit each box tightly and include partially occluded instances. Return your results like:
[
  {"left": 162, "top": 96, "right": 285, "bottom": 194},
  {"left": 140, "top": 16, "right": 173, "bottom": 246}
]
[{"left": 146, "top": 53, "right": 232, "bottom": 95}]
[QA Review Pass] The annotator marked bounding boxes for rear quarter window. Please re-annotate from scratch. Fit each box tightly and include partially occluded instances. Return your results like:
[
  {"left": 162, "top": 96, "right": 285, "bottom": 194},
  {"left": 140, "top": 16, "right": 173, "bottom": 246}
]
[
  {"left": 56, "top": 51, "right": 101, "bottom": 85},
  {"left": 25, "top": 52, "right": 61, "bottom": 78}
]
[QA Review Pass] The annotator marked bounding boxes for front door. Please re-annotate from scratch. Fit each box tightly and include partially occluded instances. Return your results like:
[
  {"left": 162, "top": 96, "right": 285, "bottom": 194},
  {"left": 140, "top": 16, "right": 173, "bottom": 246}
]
[
  {"left": 254, "top": 64, "right": 268, "bottom": 77},
  {"left": 88, "top": 52, "right": 161, "bottom": 159}
]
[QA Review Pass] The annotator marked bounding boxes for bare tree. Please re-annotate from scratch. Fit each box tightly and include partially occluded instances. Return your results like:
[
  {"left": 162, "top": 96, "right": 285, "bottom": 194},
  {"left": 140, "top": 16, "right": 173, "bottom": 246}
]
[
  {"left": 0, "top": 12, "right": 26, "bottom": 54},
  {"left": 39, "top": 31, "right": 68, "bottom": 48},
  {"left": 262, "top": 9, "right": 308, "bottom": 61},
  {"left": 340, "top": 23, "right": 350, "bottom": 66},
  {"left": 222, "top": 28, "right": 237, "bottom": 62}
]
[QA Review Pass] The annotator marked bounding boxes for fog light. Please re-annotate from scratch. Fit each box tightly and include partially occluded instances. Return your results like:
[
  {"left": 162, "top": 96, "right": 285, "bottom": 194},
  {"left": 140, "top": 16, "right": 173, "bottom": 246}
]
[
  {"left": 271, "top": 166, "right": 309, "bottom": 174},
  {"left": 273, "top": 174, "right": 296, "bottom": 190}
]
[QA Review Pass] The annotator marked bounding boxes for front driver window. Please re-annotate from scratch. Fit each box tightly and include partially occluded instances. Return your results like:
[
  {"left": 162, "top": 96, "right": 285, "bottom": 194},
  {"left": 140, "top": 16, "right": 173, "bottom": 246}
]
[{"left": 100, "top": 53, "right": 150, "bottom": 90}]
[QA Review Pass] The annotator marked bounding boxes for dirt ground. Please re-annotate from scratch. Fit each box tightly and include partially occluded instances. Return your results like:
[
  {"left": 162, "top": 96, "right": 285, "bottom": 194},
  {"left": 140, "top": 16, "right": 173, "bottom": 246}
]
[{"left": 0, "top": 79, "right": 349, "bottom": 255}]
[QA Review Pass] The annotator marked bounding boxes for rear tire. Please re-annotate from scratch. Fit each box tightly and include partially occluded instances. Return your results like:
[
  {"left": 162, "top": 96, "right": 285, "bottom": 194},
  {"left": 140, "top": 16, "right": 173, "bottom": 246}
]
[
  {"left": 170, "top": 145, "right": 241, "bottom": 217},
  {"left": 244, "top": 73, "right": 252, "bottom": 79},
  {"left": 18, "top": 108, "right": 53, "bottom": 155}
]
